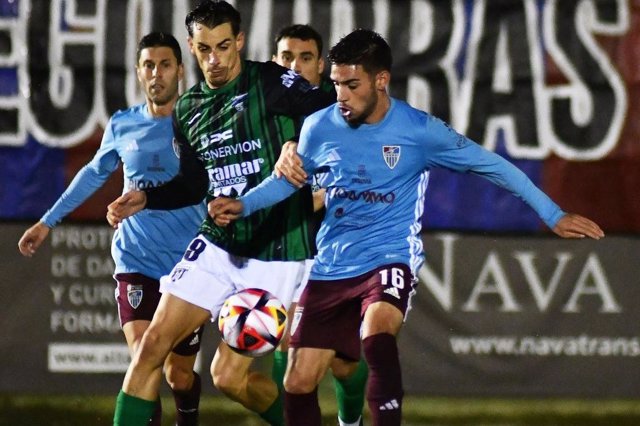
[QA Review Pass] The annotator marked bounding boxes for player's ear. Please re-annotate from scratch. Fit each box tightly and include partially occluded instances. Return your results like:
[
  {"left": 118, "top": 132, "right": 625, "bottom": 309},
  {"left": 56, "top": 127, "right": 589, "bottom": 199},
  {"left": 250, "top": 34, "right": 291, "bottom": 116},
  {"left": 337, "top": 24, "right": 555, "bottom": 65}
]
[
  {"left": 375, "top": 70, "right": 390, "bottom": 91},
  {"left": 177, "top": 62, "right": 185, "bottom": 81},
  {"left": 235, "top": 31, "right": 245, "bottom": 51},
  {"left": 188, "top": 36, "right": 195, "bottom": 55},
  {"left": 318, "top": 57, "right": 325, "bottom": 75}
]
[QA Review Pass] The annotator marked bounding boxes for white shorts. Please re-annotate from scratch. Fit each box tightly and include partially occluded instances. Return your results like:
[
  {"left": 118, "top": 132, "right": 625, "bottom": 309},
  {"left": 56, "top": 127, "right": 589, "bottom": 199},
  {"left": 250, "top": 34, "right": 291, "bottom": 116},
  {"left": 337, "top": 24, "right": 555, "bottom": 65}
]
[
  {"left": 160, "top": 235, "right": 309, "bottom": 319},
  {"left": 293, "top": 259, "right": 314, "bottom": 304}
]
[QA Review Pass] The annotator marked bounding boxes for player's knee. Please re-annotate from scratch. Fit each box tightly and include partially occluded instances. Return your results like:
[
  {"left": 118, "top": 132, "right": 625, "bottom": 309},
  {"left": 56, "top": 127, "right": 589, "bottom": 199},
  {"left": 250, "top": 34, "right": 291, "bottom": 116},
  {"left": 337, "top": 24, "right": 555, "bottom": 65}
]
[
  {"left": 330, "top": 358, "right": 359, "bottom": 381},
  {"left": 134, "top": 328, "right": 171, "bottom": 368}
]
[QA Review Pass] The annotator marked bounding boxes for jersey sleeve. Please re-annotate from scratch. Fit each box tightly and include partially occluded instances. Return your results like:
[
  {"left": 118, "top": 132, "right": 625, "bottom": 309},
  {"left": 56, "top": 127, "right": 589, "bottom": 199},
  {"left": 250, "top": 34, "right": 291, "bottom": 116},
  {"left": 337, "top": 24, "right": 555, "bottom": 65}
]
[
  {"left": 261, "top": 61, "right": 335, "bottom": 118},
  {"left": 240, "top": 174, "right": 299, "bottom": 216},
  {"left": 41, "top": 118, "right": 121, "bottom": 227},
  {"left": 143, "top": 113, "right": 208, "bottom": 210},
  {"left": 423, "top": 115, "right": 565, "bottom": 229}
]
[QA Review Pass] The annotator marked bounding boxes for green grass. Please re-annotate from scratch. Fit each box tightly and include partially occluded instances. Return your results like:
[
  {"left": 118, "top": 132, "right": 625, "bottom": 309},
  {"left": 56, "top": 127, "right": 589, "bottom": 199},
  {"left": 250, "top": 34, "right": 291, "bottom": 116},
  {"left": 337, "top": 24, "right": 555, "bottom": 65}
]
[{"left": 2, "top": 394, "right": 640, "bottom": 425}]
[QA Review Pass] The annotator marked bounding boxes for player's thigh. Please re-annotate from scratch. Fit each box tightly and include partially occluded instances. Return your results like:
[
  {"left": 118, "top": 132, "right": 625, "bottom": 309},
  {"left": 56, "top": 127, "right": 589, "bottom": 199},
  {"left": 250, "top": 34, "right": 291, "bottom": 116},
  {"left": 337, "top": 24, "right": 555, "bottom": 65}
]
[
  {"left": 284, "top": 346, "right": 335, "bottom": 393},
  {"left": 122, "top": 319, "right": 151, "bottom": 354},
  {"left": 361, "top": 301, "right": 404, "bottom": 339},
  {"left": 146, "top": 293, "right": 211, "bottom": 351}
]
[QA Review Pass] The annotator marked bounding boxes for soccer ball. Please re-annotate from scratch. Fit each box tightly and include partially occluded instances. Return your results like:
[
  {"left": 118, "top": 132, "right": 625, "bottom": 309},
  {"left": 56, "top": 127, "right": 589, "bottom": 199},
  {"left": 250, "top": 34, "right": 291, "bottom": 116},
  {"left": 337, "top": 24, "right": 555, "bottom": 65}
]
[{"left": 218, "top": 288, "right": 288, "bottom": 357}]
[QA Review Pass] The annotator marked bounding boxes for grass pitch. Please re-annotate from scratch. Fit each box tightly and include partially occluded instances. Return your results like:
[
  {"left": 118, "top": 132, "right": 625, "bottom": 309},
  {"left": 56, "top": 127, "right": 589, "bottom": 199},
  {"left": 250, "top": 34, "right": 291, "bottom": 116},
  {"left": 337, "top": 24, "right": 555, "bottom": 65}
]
[{"left": 2, "top": 394, "right": 640, "bottom": 425}]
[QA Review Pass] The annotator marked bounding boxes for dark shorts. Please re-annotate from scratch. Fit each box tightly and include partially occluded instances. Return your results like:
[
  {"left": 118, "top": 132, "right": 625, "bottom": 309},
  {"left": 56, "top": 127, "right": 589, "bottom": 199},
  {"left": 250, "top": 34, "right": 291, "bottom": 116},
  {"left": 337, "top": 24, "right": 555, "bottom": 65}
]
[
  {"left": 114, "top": 273, "right": 204, "bottom": 356},
  {"left": 289, "top": 263, "right": 416, "bottom": 361}
]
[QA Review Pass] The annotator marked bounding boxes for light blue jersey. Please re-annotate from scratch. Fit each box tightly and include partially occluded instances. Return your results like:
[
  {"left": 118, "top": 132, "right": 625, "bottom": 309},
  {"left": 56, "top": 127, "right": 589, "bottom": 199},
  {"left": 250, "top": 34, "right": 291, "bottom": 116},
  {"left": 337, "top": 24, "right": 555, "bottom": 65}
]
[
  {"left": 42, "top": 104, "right": 205, "bottom": 279},
  {"left": 242, "top": 98, "right": 564, "bottom": 280}
]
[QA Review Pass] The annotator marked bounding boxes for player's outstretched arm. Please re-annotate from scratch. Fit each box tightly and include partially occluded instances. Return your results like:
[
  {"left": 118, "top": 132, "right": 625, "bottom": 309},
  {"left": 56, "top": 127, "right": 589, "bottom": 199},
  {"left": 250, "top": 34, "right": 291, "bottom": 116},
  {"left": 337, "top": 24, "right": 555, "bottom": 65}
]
[
  {"left": 106, "top": 190, "right": 147, "bottom": 228},
  {"left": 274, "top": 141, "right": 307, "bottom": 187},
  {"left": 18, "top": 222, "right": 51, "bottom": 257},
  {"left": 208, "top": 197, "right": 244, "bottom": 227},
  {"left": 552, "top": 213, "right": 604, "bottom": 240}
]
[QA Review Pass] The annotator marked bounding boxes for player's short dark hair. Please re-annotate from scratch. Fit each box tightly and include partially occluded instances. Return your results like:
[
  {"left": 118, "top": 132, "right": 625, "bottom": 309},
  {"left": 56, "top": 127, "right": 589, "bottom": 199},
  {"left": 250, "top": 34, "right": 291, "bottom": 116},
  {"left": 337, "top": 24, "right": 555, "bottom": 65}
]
[
  {"left": 137, "top": 32, "right": 182, "bottom": 64},
  {"left": 328, "top": 28, "right": 392, "bottom": 75},
  {"left": 185, "top": 0, "right": 241, "bottom": 38},
  {"left": 274, "top": 24, "right": 323, "bottom": 56}
]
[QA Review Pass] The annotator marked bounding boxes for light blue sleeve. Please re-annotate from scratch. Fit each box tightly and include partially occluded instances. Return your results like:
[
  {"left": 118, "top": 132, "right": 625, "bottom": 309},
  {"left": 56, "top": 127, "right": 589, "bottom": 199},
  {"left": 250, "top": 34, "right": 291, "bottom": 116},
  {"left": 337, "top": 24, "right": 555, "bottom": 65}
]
[
  {"left": 424, "top": 115, "right": 565, "bottom": 229},
  {"left": 41, "top": 120, "right": 121, "bottom": 227},
  {"left": 240, "top": 173, "right": 299, "bottom": 216}
]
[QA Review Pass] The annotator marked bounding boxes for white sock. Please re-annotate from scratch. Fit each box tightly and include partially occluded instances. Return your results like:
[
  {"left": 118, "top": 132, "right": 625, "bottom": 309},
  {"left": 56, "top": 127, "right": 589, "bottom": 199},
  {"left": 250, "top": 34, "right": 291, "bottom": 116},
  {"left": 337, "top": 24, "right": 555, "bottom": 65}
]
[{"left": 338, "top": 415, "right": 362, "bottom": 426}]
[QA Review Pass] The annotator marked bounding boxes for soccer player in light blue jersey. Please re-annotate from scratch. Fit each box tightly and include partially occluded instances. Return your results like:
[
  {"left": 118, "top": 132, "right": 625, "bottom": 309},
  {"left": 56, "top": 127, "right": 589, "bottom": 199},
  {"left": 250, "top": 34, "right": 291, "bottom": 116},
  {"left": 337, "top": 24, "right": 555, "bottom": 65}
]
[
  {"left": 210, "top": 29, "right": 604, "bottom": 426},
  {"left": 273, "top": 23, "right": 368, "bottom": 426},
  {"left": 18, "top": 32, "right": 205, "bottom": 426}
]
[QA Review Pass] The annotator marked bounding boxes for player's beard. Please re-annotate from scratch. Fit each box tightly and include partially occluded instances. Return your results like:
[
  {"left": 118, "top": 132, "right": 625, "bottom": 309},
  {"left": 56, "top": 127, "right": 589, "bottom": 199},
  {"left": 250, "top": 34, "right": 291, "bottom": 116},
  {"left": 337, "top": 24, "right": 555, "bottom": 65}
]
[{"left": 345, "top": 90, "right": 378, "bottom": 127}]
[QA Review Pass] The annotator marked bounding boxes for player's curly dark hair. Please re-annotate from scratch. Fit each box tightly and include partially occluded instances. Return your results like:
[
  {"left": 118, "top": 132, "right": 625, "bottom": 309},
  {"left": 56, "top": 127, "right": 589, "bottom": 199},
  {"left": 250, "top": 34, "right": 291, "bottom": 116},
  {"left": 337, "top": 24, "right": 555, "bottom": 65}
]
[
  {"left": 185, "top": 0, "right": 241, "bottom": 37},
  {"left": 328, "top": 28, "right": 392, "bottom": 75}
]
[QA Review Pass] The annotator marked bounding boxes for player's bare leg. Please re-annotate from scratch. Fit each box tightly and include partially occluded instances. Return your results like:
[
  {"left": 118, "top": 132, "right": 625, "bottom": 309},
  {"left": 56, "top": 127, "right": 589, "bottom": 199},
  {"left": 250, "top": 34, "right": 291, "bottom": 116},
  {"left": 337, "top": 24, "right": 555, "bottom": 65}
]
[
  {"left": 283, "top": 346, "right": 335, "bottom": 426},
  {"left": 123, "top": 294, "right": 208, "bottom": 398},
  {"left": 121, "top": 307, "right": 201, "bottom": 426},
  {"left": 122, "top": 320, "right": 163, "bottom": 425},
  {"left": 211, "top": 342, "right": 283, "bottom": 423},
  {"left": 275, "top": 301, "right": 366, "bottom": 426}
]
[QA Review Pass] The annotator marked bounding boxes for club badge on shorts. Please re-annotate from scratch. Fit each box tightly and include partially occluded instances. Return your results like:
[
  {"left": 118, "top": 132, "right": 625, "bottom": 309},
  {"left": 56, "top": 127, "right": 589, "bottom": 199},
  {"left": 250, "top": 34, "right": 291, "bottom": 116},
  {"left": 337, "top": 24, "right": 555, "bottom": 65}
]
[
  {"left": 290, "top": 306, "right": 304, "bottom": 336},
  {"left": 383, "top": 146, "right": 400, "bottom": 169},
  {"left": 127, "top": 284, "right": 143, "bottom": 309}
]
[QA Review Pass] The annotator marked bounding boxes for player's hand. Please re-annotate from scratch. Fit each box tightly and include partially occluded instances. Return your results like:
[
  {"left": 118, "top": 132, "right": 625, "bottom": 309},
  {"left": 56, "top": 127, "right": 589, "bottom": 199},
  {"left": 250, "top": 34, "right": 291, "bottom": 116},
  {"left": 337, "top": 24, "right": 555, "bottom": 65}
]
[
  {"left": 552, "top": 213, "right": 604, "bottom": 240},
  {"left": 18, "top": 221, "right": 50, "bottom": 257},
  {"left": 106, "top": 190, "right": 147, "bottom": 228},
  {"left": 208, "top": 197, "right": 243, "bottom": 226},
  {"left": 275, "top": 141, "right": 307, "bottom": 188}
]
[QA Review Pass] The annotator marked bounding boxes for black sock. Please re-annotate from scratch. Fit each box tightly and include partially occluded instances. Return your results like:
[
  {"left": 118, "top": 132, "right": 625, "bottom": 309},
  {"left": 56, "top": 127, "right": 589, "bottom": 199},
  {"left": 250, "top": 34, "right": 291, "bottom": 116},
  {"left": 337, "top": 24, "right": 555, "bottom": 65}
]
[{"left": 173, "top": 372, "right": 201, "bottom": 426}]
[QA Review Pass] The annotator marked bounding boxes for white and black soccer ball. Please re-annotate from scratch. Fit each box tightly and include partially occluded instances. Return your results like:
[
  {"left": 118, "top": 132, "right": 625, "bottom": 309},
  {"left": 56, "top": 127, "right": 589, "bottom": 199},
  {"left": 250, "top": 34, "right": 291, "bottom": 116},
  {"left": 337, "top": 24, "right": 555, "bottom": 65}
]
[{"left": 218, "top": 288, "right": 288, "bottom": 357}]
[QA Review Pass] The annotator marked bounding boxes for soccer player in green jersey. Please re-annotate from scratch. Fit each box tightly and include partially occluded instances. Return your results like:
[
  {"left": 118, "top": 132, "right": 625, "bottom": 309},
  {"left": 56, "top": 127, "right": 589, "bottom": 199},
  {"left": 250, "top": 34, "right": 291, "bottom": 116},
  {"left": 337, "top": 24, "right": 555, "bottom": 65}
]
[{"left": 108, "top": 2, "right": 350, "bottom": 425}]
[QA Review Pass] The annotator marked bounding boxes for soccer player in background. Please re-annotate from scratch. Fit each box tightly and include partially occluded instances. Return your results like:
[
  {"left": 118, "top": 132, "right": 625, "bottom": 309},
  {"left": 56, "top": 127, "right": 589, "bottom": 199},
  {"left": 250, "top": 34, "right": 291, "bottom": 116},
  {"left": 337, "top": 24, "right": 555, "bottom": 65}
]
[
  {"left": 17, "top": 32, "right": 205, "bottom": 426},
  {"left": 209, "top": 29, "right": 605, "bottom": 426},
  {"left": 107, "top": 2, "right": 341, "bottom": 425},
  {"left": 272, "top": 23, "right": 368, "bottom": 426}
]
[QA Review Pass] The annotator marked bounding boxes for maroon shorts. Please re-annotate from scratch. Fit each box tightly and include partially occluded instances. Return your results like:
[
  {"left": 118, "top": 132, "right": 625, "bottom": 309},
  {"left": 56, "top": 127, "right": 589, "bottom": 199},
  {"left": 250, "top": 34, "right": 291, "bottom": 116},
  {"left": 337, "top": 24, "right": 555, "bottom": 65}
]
[
  {"left": 115, "top": 273, "right": 204, "bottom": 356},
  {"left": 289, "top": 263, "right": 416, "bottom": 361}
]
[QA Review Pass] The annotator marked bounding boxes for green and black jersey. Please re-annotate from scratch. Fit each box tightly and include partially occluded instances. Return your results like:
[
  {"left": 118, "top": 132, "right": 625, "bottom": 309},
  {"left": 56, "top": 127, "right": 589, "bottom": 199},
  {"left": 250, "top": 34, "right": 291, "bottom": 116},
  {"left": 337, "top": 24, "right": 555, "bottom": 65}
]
[{"left": 146, "top": 60, "right": 335, "bottom": 261}]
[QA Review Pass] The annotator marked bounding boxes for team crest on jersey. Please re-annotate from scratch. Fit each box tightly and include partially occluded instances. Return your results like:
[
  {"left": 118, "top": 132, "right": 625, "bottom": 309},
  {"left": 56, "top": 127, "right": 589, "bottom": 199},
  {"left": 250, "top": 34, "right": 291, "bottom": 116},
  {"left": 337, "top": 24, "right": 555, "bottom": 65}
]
[
  {"left": 127, "top": 284, "right": 143, "bottom": 309},
  {"left": 382, "top": 146, "right": 400, "bottom": 169}
]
